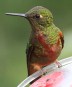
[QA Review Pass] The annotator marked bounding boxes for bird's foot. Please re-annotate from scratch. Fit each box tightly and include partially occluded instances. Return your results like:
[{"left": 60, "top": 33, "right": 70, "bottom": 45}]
[
  {"left": 32, "top": 64, "right": 46, "bottom": 76},
  {"left": 40, "top": 66, "right": 48, "bottom": 76},
  {"left": 40, "top": 69, "right": 44, "bottom": 76},
  {"left": 55, "top": 60, "right": 62, "bottom": 68}
]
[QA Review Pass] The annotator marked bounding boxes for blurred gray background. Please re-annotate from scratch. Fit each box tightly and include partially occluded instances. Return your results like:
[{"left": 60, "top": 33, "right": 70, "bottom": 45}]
[{"left": 0, "top": 0, "right": 72, "bottom": 87}]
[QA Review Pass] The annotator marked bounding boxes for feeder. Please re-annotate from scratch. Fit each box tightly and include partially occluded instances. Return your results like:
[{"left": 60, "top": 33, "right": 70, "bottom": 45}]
[{"left": 17, "top": 56, "right": 72, "bottom": 87}]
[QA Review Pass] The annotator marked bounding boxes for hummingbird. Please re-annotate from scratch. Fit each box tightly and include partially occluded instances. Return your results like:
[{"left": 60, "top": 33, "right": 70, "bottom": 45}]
[{"left": 5, "top": 6, "right": 64, "bottom": 82}]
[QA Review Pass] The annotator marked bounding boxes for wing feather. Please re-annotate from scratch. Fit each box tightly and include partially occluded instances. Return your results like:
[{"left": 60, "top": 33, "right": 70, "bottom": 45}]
[
  {"left": 59, "top": 31, "right": 64, "bottom": 48},
  {"left": 26, "top": 43, "right": 35, "bottom": 76}
]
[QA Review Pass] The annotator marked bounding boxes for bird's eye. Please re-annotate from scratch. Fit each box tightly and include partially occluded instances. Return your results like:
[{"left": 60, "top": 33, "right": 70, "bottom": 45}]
[
  {"left": 35, "top": 14, "right": 40, "bottom": 18},
  {"left": 33, "top": 14, "right": 43, "bottom": 19}
]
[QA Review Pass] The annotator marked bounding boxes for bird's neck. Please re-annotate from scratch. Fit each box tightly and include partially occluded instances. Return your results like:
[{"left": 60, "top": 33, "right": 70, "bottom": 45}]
[{"left": 31, "top": 22, "right": 55, "bottom": 32}]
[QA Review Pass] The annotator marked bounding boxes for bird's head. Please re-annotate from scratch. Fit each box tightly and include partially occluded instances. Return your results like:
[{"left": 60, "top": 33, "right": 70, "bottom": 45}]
[
  {"left": 26, "top": 6, "right": 53, "bottom": 28},
  {"left": 5, "top": 6, "right": 53, "bottom": 30}
]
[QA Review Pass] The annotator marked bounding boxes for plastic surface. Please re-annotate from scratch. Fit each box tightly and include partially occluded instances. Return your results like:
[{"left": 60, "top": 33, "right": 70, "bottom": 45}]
[
  {"left": 17, "top": 56, "right": 72, "bottom": 87},
  {"left": 30, "top": 62, "right": 72, "bottom": 87}
]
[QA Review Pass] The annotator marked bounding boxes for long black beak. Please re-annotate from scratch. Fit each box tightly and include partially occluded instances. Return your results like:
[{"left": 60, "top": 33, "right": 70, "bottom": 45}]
[{"left": 5, "top": 13, "right": 27, "bottom": 17}]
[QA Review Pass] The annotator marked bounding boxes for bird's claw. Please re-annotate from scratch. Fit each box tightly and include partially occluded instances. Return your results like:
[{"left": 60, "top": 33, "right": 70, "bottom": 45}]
[{"left": 55, "top": 60, "right": 62, "bottom": 68}]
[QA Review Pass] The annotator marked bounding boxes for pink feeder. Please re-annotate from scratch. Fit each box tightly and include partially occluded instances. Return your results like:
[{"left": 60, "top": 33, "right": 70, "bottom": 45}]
[{"left": 17, "top": 56, "right": 72, "bottom": 87}]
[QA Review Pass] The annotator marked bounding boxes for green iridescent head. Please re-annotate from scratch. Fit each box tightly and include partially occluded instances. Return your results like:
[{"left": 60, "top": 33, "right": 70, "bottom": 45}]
[{"left": 26, "top": 6, "right": 53, "bottom": 27}]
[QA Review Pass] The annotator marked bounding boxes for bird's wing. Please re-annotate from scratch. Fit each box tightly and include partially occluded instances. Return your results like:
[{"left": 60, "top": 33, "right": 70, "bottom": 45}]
[
  {"left": 26, "top": 43, "right": 35, "bottom": 76},
  {"left": 59, "top": 31, "right": 64, "bottom": 48},
  {"left": 26, "top": 43, "right": 42, "bottom": 84}
]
